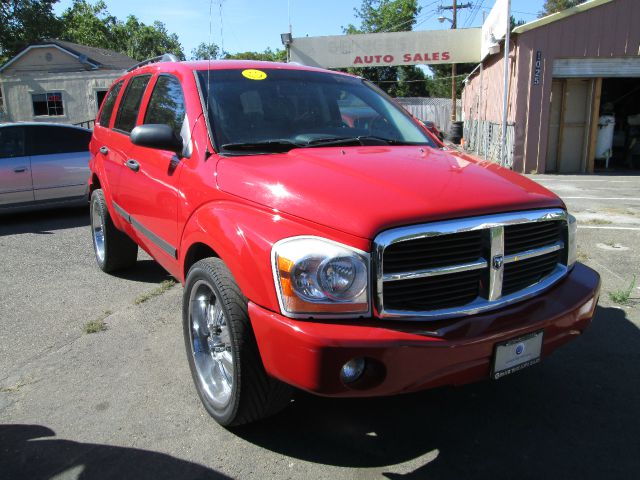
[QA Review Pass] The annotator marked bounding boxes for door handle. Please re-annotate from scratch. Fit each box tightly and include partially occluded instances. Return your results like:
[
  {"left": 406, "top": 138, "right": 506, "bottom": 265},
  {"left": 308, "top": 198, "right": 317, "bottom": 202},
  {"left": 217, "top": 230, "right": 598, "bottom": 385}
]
[
  {"left": 125, "top": 159, "right": 140, "bottom": 172},
  {"left": 13, "top": 166, "right": 27, "bottom": 173},
  {"left": 99, "top": 146, "right": 109, "bottom": 155}
]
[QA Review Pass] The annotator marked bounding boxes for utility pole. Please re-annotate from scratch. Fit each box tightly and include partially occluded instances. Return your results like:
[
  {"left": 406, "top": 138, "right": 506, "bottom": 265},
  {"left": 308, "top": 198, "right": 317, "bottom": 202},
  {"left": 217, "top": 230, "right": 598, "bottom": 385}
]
[
  {"left": 439, "top": 2, "right": 472, "bottom": 133},
  {"left": 499, "top": 0, "right": 511, "bottom": 167}
]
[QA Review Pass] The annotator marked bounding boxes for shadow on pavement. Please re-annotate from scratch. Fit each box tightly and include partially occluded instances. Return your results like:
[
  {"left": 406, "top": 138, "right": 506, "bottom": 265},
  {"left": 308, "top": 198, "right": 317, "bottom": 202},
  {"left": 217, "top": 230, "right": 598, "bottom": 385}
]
[
  {"left": 0, "top": 424, "right": 228, "bottom": 480},
  {"left": 0, "top": 206, "right": 88, "bottom": 236},
  {"left": 237, "top": 306, "right": 639, "bottom": 479},
  {"left": 111, "top": 259, "right": 173, "bottom": 284}
]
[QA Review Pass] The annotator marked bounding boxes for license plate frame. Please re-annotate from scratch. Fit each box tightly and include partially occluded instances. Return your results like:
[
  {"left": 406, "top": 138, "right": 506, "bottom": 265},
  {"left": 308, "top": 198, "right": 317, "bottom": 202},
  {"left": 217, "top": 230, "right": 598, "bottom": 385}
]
[{"left": 492, "top": 330, "right": 544, "bottom": 380}]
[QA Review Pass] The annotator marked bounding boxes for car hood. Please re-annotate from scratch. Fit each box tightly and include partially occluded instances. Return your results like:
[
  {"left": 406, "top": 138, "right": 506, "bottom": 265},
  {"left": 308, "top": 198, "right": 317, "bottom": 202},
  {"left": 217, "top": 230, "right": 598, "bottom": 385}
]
[{"left": 216, "top": 146, "right": 563, "bottom": 239}]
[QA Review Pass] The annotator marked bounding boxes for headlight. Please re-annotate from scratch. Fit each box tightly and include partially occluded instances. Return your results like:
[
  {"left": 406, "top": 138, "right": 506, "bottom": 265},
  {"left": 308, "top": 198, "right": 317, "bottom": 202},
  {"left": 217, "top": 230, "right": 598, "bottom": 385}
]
[
  {"left": 567, "top": 213, "right": 577, "bottom": 268},
  {"left": 272, "top": 237, "right": 370, "bottom": 317}
]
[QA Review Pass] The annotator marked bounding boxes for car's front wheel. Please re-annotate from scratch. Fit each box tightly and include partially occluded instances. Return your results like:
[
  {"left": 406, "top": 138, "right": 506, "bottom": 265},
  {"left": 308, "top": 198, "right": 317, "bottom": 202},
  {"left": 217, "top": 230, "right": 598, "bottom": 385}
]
[
  {"left": 90, "top": 189, "right": 138, "bottom": 272},
  {"left": 183, "top": 257, "right": 292, "bottom": 426}
]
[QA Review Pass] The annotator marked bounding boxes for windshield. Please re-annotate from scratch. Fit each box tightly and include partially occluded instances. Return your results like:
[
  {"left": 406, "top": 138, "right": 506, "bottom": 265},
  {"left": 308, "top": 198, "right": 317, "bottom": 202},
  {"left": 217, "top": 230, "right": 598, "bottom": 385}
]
[{"left": 196, "top": 68, "right": 436, "bottom": 154}]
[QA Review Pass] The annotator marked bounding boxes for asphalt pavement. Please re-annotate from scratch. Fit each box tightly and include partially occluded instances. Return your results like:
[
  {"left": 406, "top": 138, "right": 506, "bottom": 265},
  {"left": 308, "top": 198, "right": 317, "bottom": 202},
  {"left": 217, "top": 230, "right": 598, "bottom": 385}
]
[{"left": 1, "top": 174, "right": 639, "bottom": 479}]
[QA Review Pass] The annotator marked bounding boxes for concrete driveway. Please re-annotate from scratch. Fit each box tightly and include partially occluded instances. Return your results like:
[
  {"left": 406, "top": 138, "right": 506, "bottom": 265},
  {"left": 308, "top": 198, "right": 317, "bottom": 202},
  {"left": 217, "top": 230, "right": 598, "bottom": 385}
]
[{"left": 1, "top": 175, "right": 639, "bottom": 479}]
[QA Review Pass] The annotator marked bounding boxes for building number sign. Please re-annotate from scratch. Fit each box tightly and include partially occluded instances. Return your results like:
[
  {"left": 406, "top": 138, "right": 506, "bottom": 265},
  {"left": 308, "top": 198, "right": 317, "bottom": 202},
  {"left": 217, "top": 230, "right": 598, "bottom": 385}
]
[{"left": 533, "top": 51, "right": 542, "bottom": 86}]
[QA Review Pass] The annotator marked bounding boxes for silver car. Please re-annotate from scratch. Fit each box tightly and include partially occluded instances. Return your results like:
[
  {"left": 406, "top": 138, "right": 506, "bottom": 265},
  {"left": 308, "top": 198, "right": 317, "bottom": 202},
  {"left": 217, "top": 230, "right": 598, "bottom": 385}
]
[{"left": 0, "top": 123, "right": 91, "bottom": 213}]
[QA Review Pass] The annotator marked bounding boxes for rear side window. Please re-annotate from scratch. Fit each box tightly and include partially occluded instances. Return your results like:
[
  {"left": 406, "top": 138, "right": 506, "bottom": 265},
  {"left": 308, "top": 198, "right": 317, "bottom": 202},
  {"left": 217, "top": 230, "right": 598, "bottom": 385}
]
[
  {"left": 28, "top": 126, "right": 91, "bottom": 155},
  {"left": 0, "top": 127, "right": 26, "bottom": 158},
  {"left": 114, "top": 75, "right": 151, "bottom": 134},
  {"left": 144, "top": 75, "right": 186, "bottom": 137},
  {"left": 98, "top": 80, "right": 123, "bottom": 127}
]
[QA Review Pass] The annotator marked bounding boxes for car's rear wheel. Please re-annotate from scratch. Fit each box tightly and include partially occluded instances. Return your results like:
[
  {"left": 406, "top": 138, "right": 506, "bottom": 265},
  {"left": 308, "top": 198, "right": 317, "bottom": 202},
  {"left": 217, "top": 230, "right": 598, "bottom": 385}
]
[
  {"left": 183, "top": 257, "right": 292, "bottom": 426},
  {"left": 90, "top": 189, "right": 138, "bottom": 272}
]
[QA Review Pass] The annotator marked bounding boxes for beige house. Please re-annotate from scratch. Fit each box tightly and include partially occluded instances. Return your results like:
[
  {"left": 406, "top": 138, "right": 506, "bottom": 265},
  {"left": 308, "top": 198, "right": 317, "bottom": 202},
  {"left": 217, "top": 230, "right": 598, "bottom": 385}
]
[{"left": 0, "top": 39, "right": 136, "bottom": 126}]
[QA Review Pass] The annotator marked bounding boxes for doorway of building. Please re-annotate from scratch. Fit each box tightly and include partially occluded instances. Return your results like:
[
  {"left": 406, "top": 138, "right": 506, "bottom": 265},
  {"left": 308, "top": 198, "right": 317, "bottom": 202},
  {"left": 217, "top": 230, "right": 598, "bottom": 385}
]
[
  {"left": 597, "top": 77, "right": 640, "bottom": 171},
  {"left": 546, "top": 78, "right": 594, "bottom": 173}
]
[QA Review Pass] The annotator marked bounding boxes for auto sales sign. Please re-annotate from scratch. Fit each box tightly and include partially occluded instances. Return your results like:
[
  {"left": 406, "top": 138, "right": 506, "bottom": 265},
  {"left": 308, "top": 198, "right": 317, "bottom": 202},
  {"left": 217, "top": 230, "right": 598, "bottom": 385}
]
[{"left": 290, "top": 28, "right": 481, "bottom": 68}]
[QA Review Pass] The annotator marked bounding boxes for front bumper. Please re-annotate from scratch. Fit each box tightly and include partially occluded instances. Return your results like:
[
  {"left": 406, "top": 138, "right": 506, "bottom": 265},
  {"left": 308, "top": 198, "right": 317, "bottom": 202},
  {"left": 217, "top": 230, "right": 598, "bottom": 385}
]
[{"left": 249, "top": 263, "right": 600, "bottom": 396}]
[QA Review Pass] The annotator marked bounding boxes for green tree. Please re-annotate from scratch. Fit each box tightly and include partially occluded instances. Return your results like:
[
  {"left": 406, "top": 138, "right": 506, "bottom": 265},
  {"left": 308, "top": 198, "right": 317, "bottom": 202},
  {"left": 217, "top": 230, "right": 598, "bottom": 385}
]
[
  {"left": 59, "top": 0, "right": 116, "bottom": 50},
  {"left": 224, "top": 48, "right": 286, "bottom": 62},
  {"left": 191, "top": 42, "right": 220, "bottom": 60},
  {"left": 343, "top": 0, "right": 428, "bottom": 97},
  {"left": 112, "top": 16, "right": 184, "bottom": 60},
  {"left": 539, "top": 0, "right": 585, "bottom": 17},
  {"left": 59, "top": 0, "right": 184, "bottom": 60},
  {"left": 0, "top": 0, "right": 62, "bottom": 64}
]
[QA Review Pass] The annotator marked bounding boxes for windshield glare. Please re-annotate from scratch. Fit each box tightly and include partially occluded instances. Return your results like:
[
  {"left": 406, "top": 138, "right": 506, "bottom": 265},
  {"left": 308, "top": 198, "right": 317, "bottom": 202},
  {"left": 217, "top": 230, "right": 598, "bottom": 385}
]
[{"left": 197, "top": 68, "right": 436, "bottom": 153}]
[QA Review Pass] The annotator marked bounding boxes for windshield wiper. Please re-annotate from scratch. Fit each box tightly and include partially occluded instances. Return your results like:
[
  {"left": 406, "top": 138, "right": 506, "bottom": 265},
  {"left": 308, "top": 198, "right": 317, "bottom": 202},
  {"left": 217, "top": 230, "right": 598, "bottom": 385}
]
[
  {"left": 221, "top": 140, "right": 304, "bottom": 153},
  {"left": 305, "top": 136, "right": 414, "bottom": 147}
]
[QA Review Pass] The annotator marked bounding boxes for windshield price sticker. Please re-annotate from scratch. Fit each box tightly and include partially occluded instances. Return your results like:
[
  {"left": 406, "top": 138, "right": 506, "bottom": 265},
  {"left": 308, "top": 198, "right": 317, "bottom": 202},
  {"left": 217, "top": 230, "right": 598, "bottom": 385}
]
[{"left": 242, "top": 69, "right": 267, "bottom": 80}]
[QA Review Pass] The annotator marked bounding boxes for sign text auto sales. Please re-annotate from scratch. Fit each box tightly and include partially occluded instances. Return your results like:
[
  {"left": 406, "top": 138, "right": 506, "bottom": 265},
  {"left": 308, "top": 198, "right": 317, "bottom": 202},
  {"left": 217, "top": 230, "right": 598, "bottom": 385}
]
[
  {"left": 291, "top": 29, "right": 481, "bottom": 69},
  {"left": 353, "top": 52, "right": 451, "bottom": 65}
]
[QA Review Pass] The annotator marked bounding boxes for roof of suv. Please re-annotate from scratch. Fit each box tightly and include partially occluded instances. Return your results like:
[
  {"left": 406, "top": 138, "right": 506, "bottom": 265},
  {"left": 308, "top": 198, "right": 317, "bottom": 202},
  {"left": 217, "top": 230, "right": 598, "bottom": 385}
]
[{"left": 125, "top": 59, "right": 352, "bottom": 78}]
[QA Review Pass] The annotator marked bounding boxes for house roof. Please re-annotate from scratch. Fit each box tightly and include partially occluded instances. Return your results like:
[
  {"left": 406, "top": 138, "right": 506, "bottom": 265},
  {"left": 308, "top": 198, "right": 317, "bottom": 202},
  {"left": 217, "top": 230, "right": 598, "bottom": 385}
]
[
  {"left": 512, "top": 0, "right": 614, "bottom": 35},
  {"left": 0, "top": 39, "right": 137, "bottom": 73}
]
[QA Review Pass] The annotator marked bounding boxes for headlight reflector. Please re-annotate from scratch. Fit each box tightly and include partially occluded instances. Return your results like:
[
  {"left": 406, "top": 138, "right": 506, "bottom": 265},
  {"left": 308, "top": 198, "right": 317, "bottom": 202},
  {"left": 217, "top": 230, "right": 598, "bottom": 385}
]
[{"left": 272, "top": 237, "right": 370, "bottom": 317}]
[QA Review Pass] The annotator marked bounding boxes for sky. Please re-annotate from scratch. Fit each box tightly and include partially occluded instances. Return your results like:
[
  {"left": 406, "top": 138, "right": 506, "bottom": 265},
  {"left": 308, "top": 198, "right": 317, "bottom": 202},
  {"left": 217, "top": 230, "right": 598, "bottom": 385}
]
[{"left": 52, "top": 0, "right": 547, "bottom": 59}]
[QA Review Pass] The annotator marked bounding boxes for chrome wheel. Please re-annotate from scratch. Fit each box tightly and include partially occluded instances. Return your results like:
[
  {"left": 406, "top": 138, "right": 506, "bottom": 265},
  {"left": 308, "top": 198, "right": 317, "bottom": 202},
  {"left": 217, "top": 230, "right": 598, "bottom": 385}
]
[
  {"left": 189, "top": 280, "right": 234, "bottom": 408},
  {"left": 91, "top": 198, "right": 105, "bottom": 263}
]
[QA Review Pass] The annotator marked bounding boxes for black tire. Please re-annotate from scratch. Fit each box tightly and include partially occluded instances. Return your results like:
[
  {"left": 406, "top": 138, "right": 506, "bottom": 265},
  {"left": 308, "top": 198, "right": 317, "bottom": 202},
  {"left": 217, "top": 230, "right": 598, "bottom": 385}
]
[
  {"left": 90, "top": 189, "right": 138, "bottom": 272},
  {"left": 183, "top": 257, "right": 292, "bottom": 426}
]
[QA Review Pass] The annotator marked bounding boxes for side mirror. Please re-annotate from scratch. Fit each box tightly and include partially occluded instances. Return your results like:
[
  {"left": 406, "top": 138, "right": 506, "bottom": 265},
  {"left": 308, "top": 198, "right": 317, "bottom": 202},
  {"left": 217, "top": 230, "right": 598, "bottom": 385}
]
[{"left": 130, "top": 124, "right": 183, "bottom": 155}]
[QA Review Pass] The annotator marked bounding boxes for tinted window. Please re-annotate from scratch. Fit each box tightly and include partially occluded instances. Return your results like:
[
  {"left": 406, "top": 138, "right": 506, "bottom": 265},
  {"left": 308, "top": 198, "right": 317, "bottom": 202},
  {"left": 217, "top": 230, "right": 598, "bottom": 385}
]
[
  {"left": 98, "top": 81, "right": 123, "bottom": 127},
  {"left": 144, "top": 75, "right": 186, "bottom": 137},
  {"left": 28, "top": 126, "right": 91, "bottom": 156},
  {"left": 0, "top": 127, "right": 26, "bottom": 158},
  {"left": 114, "top": 75, "right": 151, "bottom": 133},
  {"left": 197, "top": 69, "right": 435, "bottom": 151}
]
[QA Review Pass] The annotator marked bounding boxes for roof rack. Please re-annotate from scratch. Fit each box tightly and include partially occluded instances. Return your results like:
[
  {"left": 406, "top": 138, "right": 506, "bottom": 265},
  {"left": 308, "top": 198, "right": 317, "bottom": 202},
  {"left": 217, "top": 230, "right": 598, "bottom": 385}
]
[{"left": 126, "top": 53, "right": 179, "bottom": 72}]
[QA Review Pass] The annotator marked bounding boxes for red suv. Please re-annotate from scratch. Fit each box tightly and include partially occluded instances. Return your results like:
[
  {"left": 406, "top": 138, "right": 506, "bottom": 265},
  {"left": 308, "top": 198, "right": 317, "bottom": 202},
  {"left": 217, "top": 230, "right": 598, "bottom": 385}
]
[{"left": 89, "top": 56, "right": 600, "bottom": 426}]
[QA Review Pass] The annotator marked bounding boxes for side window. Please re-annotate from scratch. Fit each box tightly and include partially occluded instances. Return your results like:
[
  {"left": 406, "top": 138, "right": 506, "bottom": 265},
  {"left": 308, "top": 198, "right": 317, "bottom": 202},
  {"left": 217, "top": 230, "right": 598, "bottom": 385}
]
[
  {"left": 97, "top": 81, "right": 123, "bottom": 127},
  {"left": 114, "top": 75, "right": 151, "bottom": 134},
  {"left": 144, "top": 75, "right": 186, "bottom": 137},
  {"left": 0, "top": 127, "right": 26, "bottom": 158},
  {"left": 28, "top": 127, "right": 91, "bottom": 156}
]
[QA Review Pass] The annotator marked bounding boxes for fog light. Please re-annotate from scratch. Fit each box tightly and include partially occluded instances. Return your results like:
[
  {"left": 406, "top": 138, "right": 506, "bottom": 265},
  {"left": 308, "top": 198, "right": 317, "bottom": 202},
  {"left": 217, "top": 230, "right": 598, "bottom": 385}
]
[{"left": 340, "top": 358, "right": 366, "bottom": 384}]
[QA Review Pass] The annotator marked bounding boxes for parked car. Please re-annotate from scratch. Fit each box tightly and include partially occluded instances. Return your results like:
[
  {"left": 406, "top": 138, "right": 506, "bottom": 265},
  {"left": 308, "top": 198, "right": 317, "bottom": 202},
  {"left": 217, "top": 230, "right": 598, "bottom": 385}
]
[
  {"left": 88, "top": 58, "right": 600, "bottom": 427},
  {"left": 0, "top": 123, "right": 91, "bottom": 213}
]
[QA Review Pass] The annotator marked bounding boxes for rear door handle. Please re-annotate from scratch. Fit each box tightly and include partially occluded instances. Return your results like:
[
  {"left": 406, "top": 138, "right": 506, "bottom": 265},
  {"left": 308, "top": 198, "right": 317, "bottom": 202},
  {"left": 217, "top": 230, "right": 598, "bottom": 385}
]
[
  {"left": 13, "top": 166, "right": 28, "bottom": 173},
  {"left": 99, "top": 146, "right": 109, "bottom": 155},
  {"left": 125, "top": 159, "right": 140, "bottom": 172}
]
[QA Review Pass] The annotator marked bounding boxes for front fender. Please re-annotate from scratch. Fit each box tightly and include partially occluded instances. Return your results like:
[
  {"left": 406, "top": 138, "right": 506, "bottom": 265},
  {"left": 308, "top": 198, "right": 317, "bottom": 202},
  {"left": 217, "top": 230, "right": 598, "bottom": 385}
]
[{"left": 180, "top": 200, "right": 370, "bottom": 313}]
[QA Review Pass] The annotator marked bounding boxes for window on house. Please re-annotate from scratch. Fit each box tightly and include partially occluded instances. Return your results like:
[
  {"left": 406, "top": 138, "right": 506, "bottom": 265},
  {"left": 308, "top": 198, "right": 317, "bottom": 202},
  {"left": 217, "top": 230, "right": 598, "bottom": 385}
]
[{"left": 32, "top": 92, "right": 64, "bottom": 116}]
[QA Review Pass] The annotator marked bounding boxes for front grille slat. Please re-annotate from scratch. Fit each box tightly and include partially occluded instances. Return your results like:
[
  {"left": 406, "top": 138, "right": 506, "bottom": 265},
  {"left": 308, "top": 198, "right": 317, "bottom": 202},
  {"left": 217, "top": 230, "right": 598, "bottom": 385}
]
[
  {"left": 504, "top": 221, "right": 563, "bottom": 255},
  {"left": 377, "top": 212, "right": 567, "bottom": 318},
  {"left": 384, "top": 270, "right": 482, "bottom": 311}
]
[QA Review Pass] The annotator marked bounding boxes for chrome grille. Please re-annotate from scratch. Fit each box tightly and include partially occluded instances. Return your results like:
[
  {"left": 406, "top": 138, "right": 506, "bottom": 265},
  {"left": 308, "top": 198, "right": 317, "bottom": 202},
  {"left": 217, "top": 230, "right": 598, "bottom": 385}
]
[
  {"left": 374, "top": 209, "right": 569, "bottom": 320},
  {"left": 383, "top": 230, "right": 483, "bottom": 273}
]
